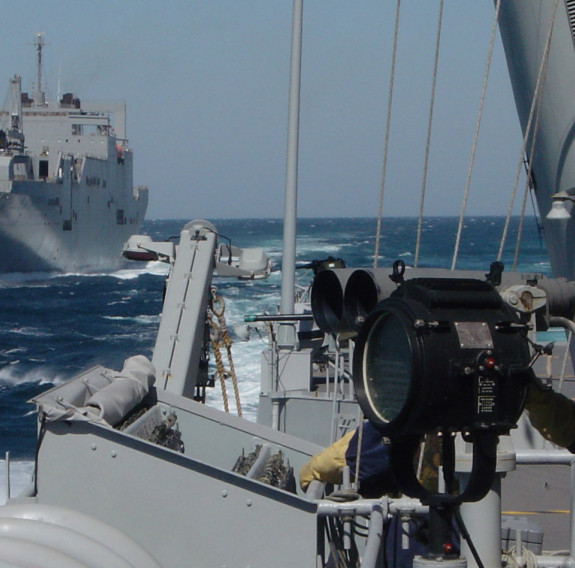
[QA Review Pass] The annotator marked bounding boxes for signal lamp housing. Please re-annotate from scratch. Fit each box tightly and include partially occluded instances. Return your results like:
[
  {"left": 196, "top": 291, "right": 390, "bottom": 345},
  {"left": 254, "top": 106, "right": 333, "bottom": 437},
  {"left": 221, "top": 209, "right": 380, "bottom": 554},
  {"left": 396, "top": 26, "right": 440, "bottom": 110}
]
[{"left": 353, "top": 277, "right": 532, "bottom": 504}]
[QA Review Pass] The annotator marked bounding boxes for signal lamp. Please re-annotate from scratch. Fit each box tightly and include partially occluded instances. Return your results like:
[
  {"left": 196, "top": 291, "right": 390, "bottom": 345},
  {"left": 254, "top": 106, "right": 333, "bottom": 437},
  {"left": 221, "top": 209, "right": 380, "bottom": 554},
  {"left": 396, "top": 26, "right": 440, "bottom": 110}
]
[{"left": 353, "top": 277, "right": 532, "bottom": 504}]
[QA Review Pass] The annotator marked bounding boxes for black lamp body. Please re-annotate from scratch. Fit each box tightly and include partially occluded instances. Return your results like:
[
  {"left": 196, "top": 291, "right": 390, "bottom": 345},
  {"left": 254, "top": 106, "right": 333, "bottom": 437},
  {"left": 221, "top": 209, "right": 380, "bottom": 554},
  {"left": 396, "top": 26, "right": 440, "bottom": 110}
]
[{"left": 353, "top": 278, "right": 533, "bottom": 504}]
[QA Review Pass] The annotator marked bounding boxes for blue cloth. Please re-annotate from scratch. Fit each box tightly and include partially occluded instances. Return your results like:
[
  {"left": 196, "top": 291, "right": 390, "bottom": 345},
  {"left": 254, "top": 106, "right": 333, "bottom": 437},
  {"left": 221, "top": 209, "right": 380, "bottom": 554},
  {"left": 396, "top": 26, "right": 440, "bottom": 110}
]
[{"left": 345, "top": 421, "right": 398, "bottom": 496}]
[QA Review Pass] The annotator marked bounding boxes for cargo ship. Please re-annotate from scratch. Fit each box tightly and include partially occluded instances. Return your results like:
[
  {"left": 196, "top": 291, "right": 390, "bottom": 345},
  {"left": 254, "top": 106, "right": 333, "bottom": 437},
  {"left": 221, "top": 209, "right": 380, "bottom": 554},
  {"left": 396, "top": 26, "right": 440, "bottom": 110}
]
[{"left": 0, "top": 33, "right": 148, "bottom": 273}]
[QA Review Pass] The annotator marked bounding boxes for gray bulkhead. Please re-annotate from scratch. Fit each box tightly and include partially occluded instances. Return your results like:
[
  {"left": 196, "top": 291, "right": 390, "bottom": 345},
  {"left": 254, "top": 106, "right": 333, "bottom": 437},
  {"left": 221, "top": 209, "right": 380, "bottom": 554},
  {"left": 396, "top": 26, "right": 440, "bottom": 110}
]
[
  {"left": 31, "top": 374, "right": 323, "bottom": 568},
  {"left": 498, "top": 0, "right": 575, "bottom": 279}
]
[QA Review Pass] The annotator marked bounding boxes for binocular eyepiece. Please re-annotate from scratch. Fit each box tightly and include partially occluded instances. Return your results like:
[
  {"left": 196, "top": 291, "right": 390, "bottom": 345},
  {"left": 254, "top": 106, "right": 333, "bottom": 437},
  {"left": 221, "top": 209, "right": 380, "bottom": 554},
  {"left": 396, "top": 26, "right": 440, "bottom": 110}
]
[
  {"left": 311, "top": 267, "right": 484, "bottom": 334},
  {"left": 310, "top": 266, "right": 575, "bottom": 335}
]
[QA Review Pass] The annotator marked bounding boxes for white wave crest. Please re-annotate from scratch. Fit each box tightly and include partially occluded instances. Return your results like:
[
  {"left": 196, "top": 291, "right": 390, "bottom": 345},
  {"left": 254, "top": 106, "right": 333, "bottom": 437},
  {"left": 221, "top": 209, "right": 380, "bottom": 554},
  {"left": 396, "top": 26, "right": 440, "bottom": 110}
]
[
  {"left": 6, "top": 326, "right": 53, "bottom": 338},
  {"left": 110, "top": 261, "right": 170, "bottom": 280},
  {"left": 0, "top": 261, "right": 169, "bottom": 287},
  {"left": 0, "top": 365, "right": 64, "bottom": 387},
  {"left": 0, "top": 271, "right": 61, "bottom": 286},
  {"left": 102, "top": 315, "right": 160, "bottom": 325},
  {"left": 0, "top": 459, "right": 35, "bottom": 505}
]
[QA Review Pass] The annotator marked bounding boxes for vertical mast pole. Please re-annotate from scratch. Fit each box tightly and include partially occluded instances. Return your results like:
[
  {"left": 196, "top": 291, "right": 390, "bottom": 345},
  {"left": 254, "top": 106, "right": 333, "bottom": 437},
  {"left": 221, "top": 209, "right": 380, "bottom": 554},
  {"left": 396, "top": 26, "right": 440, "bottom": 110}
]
[
  {"left": 35, "top": 33, "right": 45, "bottom": 106},
  {"left": 278, "top": 0, "right": 303, "bottom": 347}
]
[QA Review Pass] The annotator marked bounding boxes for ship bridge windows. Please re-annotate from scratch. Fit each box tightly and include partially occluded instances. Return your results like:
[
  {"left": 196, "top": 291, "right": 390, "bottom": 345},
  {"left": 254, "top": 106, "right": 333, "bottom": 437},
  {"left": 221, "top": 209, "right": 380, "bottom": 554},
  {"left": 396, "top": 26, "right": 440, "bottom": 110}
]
[
  {"left": 71, "top": 123, "right": 110, "bottom": 137},
  {"left": 86, "top": 176, "right": 103, "bottom": 187}
]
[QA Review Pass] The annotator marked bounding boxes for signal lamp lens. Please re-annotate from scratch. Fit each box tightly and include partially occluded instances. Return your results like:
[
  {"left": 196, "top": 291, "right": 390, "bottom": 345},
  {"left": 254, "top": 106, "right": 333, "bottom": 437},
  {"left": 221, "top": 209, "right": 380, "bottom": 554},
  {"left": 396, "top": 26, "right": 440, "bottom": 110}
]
[{"left": 363, "top": 312, "right": 412, "bottom": 423}]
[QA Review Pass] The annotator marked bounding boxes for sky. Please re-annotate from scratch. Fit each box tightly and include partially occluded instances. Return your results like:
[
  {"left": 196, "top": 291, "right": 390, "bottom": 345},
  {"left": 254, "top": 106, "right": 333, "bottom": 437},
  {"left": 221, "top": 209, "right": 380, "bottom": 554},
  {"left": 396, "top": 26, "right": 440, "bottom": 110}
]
[{"left": 0, "top": 1, "right": 528, "bottom": 220}]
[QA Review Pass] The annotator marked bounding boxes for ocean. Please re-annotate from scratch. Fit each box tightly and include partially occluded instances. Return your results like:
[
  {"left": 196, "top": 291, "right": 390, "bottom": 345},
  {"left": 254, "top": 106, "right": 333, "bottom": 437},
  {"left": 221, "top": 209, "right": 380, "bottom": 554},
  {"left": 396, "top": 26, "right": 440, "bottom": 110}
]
[{"left": 0, "top": 216, "right": 550, "bottom": 501}]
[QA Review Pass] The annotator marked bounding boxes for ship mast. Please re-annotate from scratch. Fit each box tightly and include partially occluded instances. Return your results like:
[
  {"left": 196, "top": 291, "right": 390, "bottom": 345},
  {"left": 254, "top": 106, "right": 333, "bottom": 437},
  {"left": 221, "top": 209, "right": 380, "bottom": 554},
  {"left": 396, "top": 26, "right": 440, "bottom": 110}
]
[
  {"left": 278, "top": 0, "right": 303, "bottom": 348},
  {"left": 34, "top": 32, "right": 46, "bottom": 106}
]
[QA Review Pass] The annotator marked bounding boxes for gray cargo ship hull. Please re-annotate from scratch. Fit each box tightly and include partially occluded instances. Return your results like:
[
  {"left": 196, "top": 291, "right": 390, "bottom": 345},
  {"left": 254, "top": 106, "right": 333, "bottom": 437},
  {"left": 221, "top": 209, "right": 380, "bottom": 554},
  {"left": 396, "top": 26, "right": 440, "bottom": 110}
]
[
  {"left": 0, "top": 50, "right": 149, "bottom": 273},
  {"left": 0, "top": 151, "right": 148, "bottom": 273}
]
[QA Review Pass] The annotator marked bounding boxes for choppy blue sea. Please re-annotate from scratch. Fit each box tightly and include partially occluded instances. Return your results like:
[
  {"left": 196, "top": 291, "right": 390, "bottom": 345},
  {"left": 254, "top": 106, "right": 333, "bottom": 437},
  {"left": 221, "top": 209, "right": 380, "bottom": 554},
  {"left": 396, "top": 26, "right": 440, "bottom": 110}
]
[{"left": 0, "top": 216, "right": 550, "bottom": 498}]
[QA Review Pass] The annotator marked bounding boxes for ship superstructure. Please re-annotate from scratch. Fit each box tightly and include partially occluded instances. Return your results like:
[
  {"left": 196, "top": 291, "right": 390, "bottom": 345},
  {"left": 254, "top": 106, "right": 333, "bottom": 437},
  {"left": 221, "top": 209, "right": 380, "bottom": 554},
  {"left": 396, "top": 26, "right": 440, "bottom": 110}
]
[{"left": 0, "top": 34, "right": 148, "bottom": 273}]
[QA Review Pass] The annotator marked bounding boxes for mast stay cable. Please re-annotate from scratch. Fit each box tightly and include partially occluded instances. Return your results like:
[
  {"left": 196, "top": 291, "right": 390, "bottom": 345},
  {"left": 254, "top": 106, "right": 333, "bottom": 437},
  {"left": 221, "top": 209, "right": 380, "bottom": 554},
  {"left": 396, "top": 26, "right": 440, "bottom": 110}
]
[
  {"left": 512, "top": 85, "right": 546, "bottom": 271},
  {"left": 451, "top": 0, "right": 502, "bottom": 270},
  {"left": 496, "top": 0, "right": 559, "bottom": 266},
  {"left": 374, "top": 0, "right": 401, "bottom": 268},
  {"left": 414, "top": 0, "right": 444, "bottom": 268}
]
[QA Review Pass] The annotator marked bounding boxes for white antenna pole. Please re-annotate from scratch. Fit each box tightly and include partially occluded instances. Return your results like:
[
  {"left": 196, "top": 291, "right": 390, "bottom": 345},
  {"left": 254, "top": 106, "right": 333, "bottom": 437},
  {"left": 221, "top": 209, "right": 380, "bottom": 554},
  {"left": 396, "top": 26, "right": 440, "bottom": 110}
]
[
  {"left": 34, "top": 33, "right": 46, "bottom": 106},
  {"left": 57, "top": 62, "right": 61, "bottom": 103},
  {"left": 278, "top": 0, "right": 303, "bottom": 348}
]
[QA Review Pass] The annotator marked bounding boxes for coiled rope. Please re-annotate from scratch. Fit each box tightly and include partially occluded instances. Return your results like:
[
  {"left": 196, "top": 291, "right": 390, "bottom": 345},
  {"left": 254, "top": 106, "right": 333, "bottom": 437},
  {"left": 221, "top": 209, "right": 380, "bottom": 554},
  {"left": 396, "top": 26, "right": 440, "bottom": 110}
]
[
  {"left": 451, "top": 0, "right": 502, "bottom": 270},
  {"left": 504, "top": 546, "right": 538, "bottom": 568},
  {"left": 414, "top": 0, "right": 444, "bottom": 268},
  {"left": 209, "top": 289, "right": 242, "bottom": 417}
]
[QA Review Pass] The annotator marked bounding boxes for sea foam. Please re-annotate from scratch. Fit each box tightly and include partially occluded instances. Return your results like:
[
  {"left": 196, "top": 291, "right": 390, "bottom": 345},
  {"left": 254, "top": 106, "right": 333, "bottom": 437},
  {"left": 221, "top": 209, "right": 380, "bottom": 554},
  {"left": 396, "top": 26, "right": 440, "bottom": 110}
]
[{"left": 0, "top": 459, "right": 35, "bottom": 505}]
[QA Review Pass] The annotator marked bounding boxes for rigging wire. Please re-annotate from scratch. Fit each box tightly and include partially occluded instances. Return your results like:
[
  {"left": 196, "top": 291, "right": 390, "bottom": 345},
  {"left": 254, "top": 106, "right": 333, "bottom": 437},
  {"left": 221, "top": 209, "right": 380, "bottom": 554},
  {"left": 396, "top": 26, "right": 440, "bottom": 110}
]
[
  {"left": 374, "top": 0, "right": 401, "bottom": 269},
  {"left": 526, "top": 181, "right": 546, "bottom": 246},
  {"left": 451, "top": 0, "right": 502, "bottom": 270},
  {"left": 512, "top": 86, "right": 545, "bottom": 271},
  {"left": 512, "top": 175, "right": 534, "bottom": 271},
  {"left": 353, "top": 412, "right": 364, "bottom": 489},
  {"left": 414, "top": 0, "right": 444, "bottom": 268},
  {"left": 499, "top": 0, "right": 558, "bottom": 265}
]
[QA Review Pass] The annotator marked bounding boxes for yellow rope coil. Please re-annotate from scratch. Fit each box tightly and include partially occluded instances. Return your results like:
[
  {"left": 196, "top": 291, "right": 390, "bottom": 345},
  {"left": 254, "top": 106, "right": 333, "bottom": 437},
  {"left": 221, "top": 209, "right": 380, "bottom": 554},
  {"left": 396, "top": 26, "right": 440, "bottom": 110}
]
[{"left": 209, "top": 289, "right": 242, "bottom": 417}]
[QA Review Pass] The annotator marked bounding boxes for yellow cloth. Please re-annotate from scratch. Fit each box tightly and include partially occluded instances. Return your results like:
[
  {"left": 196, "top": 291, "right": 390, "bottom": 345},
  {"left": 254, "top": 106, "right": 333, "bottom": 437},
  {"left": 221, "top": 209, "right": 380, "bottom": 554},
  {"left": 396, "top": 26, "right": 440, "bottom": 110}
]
[
  {"left": 299, "top": 430, "right": 355, "bottom": 490},
  {"left": 525, "top": 379, "right": 575, "bottom": 448}
]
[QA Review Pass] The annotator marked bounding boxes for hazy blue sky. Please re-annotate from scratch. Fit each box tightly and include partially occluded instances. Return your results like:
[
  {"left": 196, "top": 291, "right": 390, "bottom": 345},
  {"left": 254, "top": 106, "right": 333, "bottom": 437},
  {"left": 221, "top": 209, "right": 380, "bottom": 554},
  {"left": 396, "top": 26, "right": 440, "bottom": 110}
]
[{"left": 0, "top": 1, "right": 526, "bottom": 220}]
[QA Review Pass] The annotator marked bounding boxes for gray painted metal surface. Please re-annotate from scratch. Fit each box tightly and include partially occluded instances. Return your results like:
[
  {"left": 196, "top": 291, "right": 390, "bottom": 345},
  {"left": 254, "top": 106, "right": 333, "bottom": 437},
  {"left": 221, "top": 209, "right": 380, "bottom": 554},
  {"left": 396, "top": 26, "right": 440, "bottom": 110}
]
[
  {"left": 17, "top": 225, "right": 575, "bottom": 566},
  {"left": 499, "top": 0, "right": 575, "bottom": 279},
  {"left": 7, "top": 3, "right": 575, "bottom": 567},
  {"left": 31, "top": 385, "right": 321, "bottom": 568},
  {"left": 151, "top": 221, "right": 218, "bottom": 397}
]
